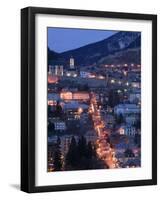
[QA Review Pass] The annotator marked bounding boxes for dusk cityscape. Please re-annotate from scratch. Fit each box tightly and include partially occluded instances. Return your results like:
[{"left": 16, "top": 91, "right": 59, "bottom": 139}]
[{"left": 47, "top": 28, "right": 141, "bottom": 172}]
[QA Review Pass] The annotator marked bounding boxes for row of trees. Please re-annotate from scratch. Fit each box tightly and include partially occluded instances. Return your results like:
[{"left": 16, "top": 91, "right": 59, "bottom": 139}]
[
  {"left": 65, "top": 136, "right": 96, "bottom": 170},
  {"left": 48, "top": 101, "right": 63, "bottom": 118},
  {"left": 51, "top": 136, "right": 107, "bottom": 171}
]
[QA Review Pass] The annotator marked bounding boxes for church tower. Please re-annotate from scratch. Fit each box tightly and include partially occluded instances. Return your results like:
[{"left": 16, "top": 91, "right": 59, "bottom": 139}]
[{"left": 69, "top": 56, "right": 74, "bottom": 69}]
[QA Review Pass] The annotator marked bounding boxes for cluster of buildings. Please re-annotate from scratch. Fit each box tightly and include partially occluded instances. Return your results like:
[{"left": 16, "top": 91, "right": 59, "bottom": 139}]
[
  {"left": 48, "top": 57, "right": 77, "bottom": 78},
  {"left": 48, "top": 56, "right": 141, "bottom": 169},
  {"left": 48, "top": 57, "right": 108, "bottom": 80}
]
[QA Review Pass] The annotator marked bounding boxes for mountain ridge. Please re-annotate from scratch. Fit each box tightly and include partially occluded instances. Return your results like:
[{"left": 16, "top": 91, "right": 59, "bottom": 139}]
[{"left": 48, "top": 31, "right": 141, "bottom": 66}]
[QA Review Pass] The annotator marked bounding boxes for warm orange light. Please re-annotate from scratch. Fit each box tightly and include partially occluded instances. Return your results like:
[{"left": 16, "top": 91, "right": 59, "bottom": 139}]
[
  {"left": 48, "top": 74, "right": 58, "bottom": 83},
  {"left": 48, "top": 100, "right": 54, "bottom": 106},
  {"left": 60, "top": 92, "right": 72, "bottom": 100},
  {"left": 78, "top": 107, "right": 83, "bottom": 114}
]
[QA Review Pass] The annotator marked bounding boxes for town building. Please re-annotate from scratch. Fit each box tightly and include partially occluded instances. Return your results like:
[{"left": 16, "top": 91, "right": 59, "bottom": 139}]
[
  {"left": 66, "top": 69, "right": 78, "bottom": 77},
  {"left": 125, "top": 115, "right": 138, "bottom": 125},
  {"left": 80, "top": 71, "right": 91, "bottom": 78},
  {"left": 131, "top": 81, "right": 141, "bottom": 88},
  {"left": 72, "top": 92, "right": 90, "bottom": 100},
  {"left": 49, "top": 64, "right": 63, "bottom": 76},
  {"left": 118, "top": 125, "right": 137, "bottom": 136},
  {"left": 60, "top": 91, "right": 90, "bottom": 101},
  {"left": 66, "top": 57, "right": 78, "bottom": 77},
  {"left": 114, "top": 104, "right": 140, "bottom": 116},
  {"left": 129, "top": 89, "right": 141, "bottom": 103},
  {"left": 54, "top": 121, "right": 66, "bottom": 131}
]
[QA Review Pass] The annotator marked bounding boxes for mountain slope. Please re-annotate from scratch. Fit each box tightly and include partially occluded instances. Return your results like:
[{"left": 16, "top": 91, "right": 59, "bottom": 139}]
[{"left": 48, "top": 31, "right": 141, "bottom": 66}]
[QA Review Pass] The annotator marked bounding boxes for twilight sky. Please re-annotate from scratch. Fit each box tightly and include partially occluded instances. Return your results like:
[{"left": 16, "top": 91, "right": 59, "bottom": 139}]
[{"left": 48, "top": 27, "right": 117, "bottom": 53}]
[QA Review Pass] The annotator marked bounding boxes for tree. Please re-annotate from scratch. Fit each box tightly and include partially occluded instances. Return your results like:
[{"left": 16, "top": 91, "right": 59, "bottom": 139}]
[
  {"left": 134, "top": 133, "right": 141, "bottom": 147},
  {"left": 48, "top": 121, "right": 55, "bottom": 134},
  {"left": 57, "top": 136, "right": 61, "bottom": 146},
  {"left": 48, "top": 105, "right": 53, "bottom": 117},
  {"left": 108, "top": 89, "right": 120, "bottom": 107},
  {"left": 134, "top": 120, "right": 141, "bottom": 129},
  {"left": 66, "top": 136, "right": 78, "bottom": 167},
  {"left": 116, "top": 113, "right": 124, "bottom": 124},
  {"left": 53, "top": 150, "right": 62, "bottom": 171},
  {"left": 53, "top": 101, "right": 63, "bottom": 118},
  {"left": 53, "top": 139, "right": 62, "bottom": 171},
  {"left": 86, "top": 141, "right": 93, "bottom": 159},
  {"left": 77, "top": 136, "right": 87, "bottom": 158},
  {"left": 124, "top": 148, "right": 135, "bottom": 158},
  {"left": 83, "top": 84, "right": 89, "bottom": 91}
]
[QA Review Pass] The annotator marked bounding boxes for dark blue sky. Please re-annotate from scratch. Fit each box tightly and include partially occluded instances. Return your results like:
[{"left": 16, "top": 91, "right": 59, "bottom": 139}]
[{"left": 48, "top": 27, "right": 117, "bottom": 53}]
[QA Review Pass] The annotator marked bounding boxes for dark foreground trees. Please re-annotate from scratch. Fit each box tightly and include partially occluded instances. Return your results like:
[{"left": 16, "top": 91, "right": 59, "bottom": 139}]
[
  {"left": 53, "top": 137, "right": 62, "bottom": 171},
  {"left": 108, "top": 89, "right": 120, "bottom": 107},
  {"left": 124, "top": 148, "right": 135, "bottom": 158},
  {"left": 65, "top": 136, "right": 106, "bottom": 170},
  {"left": 50, "top": 136, "right": 108, "bottom": 172}
]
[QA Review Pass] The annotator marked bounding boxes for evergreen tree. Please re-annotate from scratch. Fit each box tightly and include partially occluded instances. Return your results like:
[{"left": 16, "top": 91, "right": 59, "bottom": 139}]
[
  {"left": 92, "top": 144, "right": 97, "bottom": 158},
  {"left": 54, "top": 101, "right": 63, "bottom": 118},
  {"left": 77, "top": 136, "right": 87, "bottom": 158},
  {"left": 86, "top": 141, "right": 93, "bottom": 159},
  {"left": 116, "top": 113, "right": 124, "bottom": 124},
  {"left": 48, "top": 121, "right": 55, "bottom": 133},
  {"left": 124, "top": 148, "right": 135, "bottom": 158},
  {"left": 66, "top": 136, "right": 78, "bottom": 167},
  {"left": 48, "top": 105, "right": 53, "bottom": 117},
  {"left": 53, "top": 150, "right": 62, "bottom": 171},
  {"left": 134, "top": 133, "right": 141, "bottom": 147},
  {"left": 134, "top": 120, "right": 141, "bottom": 129},
  {"left": 53, "top": 140, "right": 62, "bottom": 171},
  {"left": 108, "top": 89, "right": 120, "bottom": 107},
  {"left": 57, "top": 136, "right": 61, "bottom": 146},
  {"left": 53, "top": 137, "right": 62, "bottom": 171}
]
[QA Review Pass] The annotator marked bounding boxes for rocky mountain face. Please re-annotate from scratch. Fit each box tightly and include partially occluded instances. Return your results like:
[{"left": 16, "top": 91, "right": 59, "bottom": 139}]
[{"left": 48, "top": 31, "right": 141, "bottom": 66}]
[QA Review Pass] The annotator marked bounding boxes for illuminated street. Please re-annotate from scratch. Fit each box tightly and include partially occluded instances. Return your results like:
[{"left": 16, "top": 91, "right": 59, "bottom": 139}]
[{"left": 89, "top": 92, "right": 119, "bottom": 169}]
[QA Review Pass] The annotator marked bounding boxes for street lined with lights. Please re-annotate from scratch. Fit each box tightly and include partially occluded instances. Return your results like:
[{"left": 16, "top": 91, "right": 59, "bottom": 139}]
[{"left": 89, "top": 92, "right": 119, "bottom": 169}]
